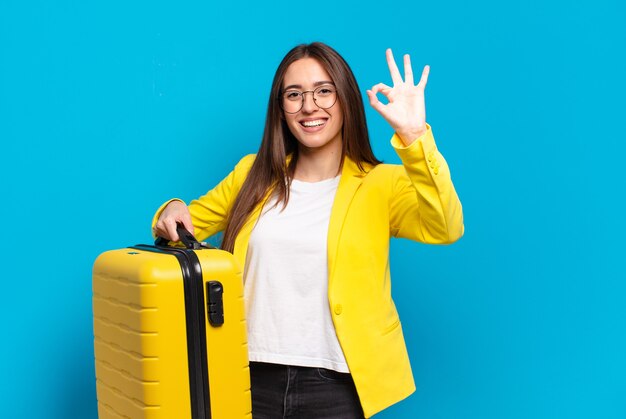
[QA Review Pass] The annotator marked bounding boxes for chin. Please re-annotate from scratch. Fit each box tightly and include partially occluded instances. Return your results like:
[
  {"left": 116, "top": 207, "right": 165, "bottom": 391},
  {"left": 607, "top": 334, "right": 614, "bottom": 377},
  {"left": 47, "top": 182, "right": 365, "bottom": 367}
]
[{"left": 297, "top": 134, "right": 341, "bottom": 152}]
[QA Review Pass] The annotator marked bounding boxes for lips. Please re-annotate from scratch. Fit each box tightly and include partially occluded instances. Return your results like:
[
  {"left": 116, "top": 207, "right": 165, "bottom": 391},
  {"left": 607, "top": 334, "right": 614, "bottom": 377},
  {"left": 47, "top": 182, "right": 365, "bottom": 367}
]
[
  {"left": 300, "top": 118, "right": 328, "bottom": 128},
  {"left": 299, "top": 118, "right": 329, "bottom": 133}
]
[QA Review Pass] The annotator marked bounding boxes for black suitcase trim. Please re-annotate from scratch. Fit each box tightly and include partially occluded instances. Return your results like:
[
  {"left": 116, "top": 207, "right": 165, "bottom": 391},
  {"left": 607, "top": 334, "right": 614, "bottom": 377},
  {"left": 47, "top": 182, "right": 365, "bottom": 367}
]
[{"left": 132, "top": 245, "right": 212, "bottom": 419}]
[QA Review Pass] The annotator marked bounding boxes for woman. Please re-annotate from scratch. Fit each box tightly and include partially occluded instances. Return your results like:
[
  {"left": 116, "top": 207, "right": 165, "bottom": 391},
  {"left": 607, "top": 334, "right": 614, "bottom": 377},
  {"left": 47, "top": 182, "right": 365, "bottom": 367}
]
[{"left": 153, "top": 42, "right": 463, "bottom": 418}]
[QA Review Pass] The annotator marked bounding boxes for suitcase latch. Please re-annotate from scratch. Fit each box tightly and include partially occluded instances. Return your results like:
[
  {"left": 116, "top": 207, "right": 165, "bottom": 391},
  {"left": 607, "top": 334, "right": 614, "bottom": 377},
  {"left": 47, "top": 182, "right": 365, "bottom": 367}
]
[{"left": 206, "top": 281, "right": 224, "bottom": 327}]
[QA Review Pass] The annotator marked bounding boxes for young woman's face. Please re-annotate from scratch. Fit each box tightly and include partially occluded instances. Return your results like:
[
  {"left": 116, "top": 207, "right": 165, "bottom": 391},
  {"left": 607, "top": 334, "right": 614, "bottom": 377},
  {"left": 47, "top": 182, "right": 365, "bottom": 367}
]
[{"left": 282, "top": 58, "right": 344, "bottom": 153}]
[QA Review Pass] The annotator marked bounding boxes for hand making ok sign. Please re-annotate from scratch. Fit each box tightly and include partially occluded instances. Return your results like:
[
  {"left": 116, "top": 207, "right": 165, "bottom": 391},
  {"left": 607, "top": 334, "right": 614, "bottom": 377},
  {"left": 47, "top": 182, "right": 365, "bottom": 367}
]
[{"left": 367, "top": 49, "right": 430, "bottom": 146}]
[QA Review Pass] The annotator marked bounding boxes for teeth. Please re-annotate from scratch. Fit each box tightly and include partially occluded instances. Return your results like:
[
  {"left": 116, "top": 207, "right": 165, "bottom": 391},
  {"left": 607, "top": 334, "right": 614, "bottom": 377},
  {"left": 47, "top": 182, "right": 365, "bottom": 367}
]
[{"left": 302, "top": 119, "right": 326, "bottom": 127}]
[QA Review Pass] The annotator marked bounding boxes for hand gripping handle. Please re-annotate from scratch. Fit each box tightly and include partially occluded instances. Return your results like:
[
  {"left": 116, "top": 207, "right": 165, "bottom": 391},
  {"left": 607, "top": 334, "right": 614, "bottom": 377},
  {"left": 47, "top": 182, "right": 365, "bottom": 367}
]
[{"left": 155, "top": 223, "right": 204, "bottom": 249}]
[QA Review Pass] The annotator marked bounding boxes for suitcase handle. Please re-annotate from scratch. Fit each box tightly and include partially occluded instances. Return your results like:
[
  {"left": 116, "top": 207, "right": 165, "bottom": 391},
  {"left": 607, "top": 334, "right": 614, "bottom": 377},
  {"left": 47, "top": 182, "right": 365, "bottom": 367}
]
[{"left": 155, "top": 223, "right": 205, "bottom": 250}]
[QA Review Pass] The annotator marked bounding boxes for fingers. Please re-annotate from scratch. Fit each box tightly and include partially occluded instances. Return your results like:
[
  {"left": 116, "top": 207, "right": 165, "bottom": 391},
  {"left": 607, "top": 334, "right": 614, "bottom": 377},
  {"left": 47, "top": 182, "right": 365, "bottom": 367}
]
[
  {"left": 367, "top": 83, "right": 392, "bottom": 112},
  {"left": 366, "top": 89, "right": 384, "bottom": 114},
  {"left": 385, "top": 48, "right": 428, "bottom": 88},
  {"left": 154, "top": 201, "right": 194, "bottom": 242},
  {"left": 370, "top": 82, "right": 393, "bottom": 96},
  {"left": 418, "top": 65, "right": 430, "bottom": 88},
  {"left": 181, "top": 212, "right": 195, "bottom": 236},
  {"left": 386, "top": 48, "right": 403, "bottom": 86},
  {"left": 164, "top": 219, "right": 179, "bottom": 242},
  {"left": 404, "top": 54, "right": 414, "bottom": 85},
  {"left": 153, "top": 219, "right": 178, "bottom": 242},
  {"left": 366, "top": 87, "right": 394, "bottom": 121}
]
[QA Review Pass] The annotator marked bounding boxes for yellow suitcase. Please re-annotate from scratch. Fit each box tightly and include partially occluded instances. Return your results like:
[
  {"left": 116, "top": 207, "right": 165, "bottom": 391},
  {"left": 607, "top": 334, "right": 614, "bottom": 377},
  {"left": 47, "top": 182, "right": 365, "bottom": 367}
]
[{"left": 92, "top": 227, "right": 251, "bottom": 419}]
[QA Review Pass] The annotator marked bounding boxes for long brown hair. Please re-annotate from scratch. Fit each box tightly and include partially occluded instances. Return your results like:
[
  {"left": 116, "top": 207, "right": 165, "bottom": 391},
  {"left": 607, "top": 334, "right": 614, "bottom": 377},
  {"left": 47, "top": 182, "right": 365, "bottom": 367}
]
[{"left": 221, "top": 42, "right": 381, "bottom": 252}]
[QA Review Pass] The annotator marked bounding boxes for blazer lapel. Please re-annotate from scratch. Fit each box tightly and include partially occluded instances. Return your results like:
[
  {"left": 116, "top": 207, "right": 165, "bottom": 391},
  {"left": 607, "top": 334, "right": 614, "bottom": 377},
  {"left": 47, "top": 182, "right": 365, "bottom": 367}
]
[{"left": 327, "top": 157, "right": 368, "bottom": 283}]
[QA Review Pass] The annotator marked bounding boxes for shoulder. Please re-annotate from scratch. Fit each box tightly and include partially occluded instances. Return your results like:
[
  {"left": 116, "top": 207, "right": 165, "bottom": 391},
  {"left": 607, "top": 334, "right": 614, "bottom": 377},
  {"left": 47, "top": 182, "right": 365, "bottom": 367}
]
[
  {"left": 217, "top": 154, "right": 257, "bottom": 190},
  {"left": 235, "top": 154, "right": 257, "bottom": 170},
  {"left": 232, "top": 154, "right": 257, "bottom": 178}
]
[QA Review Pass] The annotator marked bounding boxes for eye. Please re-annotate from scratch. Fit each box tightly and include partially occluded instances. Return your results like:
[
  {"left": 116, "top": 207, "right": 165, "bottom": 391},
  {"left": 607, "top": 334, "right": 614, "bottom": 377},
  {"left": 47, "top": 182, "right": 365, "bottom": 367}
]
[
  {"left": 284, "top": 91, "right": 302, "bottom": 101},
  {"left": 315, "top": 86, "right": 335, "bottom": 97}
]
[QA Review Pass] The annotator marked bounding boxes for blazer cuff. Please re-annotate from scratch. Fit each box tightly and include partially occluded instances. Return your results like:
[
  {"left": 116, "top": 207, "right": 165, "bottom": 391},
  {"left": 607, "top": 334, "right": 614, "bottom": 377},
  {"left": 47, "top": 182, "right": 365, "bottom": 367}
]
[{"left": 390, "top": 124, "right": 436, "bottom": 164}]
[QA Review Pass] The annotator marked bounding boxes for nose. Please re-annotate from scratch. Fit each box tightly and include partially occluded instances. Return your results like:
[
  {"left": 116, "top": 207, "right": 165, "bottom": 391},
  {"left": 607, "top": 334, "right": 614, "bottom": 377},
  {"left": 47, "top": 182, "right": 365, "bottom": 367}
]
[{"left": 301, "top": 91, "right": 319, "bottom": 113}]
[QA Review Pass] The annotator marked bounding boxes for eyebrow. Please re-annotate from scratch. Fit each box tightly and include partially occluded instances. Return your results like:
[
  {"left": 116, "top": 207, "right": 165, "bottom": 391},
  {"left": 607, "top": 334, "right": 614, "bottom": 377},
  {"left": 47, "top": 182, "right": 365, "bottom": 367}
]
[{"left": 283, "top": 81, "right": 335, "bottom": 90}]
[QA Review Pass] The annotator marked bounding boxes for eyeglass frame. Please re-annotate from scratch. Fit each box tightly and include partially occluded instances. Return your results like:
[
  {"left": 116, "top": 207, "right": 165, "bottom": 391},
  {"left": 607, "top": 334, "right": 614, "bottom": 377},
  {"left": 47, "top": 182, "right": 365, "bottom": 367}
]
[{"left": 278, "top": 84, "right": 338, "bottom": 114}]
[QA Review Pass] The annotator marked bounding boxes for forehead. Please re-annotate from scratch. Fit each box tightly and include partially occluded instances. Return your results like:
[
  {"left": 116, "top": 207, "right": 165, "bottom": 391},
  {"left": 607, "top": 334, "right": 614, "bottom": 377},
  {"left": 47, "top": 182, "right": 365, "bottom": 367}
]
[{"left": 283, "top": 58, "right": 333, "bottom": 88}]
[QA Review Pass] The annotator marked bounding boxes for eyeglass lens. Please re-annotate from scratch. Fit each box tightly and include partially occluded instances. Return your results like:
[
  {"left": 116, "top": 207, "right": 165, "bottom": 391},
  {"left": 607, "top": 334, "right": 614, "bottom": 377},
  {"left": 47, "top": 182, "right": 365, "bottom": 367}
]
[{"left": 281, "top": 85, "right": 337, "bottom": 114}]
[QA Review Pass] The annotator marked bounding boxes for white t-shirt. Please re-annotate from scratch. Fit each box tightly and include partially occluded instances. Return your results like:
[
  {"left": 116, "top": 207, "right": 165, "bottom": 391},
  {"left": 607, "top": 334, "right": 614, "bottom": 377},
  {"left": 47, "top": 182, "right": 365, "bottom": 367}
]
[{"left": 243, "top": 175, "right": 349, "bottom": 372}]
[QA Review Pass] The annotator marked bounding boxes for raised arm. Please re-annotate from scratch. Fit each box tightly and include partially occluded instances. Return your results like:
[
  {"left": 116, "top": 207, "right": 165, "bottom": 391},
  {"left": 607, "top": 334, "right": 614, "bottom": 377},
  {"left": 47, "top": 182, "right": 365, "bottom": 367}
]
[{"left": 367, "top": 49, "right": 463, "bottom": 243}]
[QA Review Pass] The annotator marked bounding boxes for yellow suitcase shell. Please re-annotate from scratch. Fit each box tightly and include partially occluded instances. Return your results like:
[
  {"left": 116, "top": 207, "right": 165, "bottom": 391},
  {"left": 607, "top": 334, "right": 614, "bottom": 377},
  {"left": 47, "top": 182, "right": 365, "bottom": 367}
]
[{"left": 93, "top": 242, "right": 251, "bottom": 419}]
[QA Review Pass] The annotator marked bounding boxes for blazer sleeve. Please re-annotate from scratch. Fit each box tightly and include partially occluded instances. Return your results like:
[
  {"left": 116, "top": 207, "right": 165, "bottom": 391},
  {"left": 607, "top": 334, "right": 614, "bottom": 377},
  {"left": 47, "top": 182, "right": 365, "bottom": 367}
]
[
  {"left": 389, "top": 125, "right": 464, "bottom": 244},
  {"left": 151, "top": 154, "right": 256, "bottom": 242}
]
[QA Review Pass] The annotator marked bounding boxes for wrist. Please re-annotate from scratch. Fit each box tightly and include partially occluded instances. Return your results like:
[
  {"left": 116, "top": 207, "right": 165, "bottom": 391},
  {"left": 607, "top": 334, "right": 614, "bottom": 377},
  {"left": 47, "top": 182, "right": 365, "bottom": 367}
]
[
  {"left": 167, "top": 199, "right": 186, "bottom": 209},
  {"left": 397, "top": 126, "right": 427, "bottom": 146}
]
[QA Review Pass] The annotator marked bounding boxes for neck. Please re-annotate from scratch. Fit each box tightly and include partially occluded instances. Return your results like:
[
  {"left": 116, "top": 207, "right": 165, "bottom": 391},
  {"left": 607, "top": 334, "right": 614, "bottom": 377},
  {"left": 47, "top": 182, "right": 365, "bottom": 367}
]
[{"left": 293, "top": 142, "right": 342, "bottom": 182}]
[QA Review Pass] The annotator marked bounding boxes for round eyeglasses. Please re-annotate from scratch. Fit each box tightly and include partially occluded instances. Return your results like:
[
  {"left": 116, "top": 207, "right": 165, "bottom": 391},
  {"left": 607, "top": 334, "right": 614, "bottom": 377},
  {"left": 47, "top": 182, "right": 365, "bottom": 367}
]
[{"left": 280, "top": 85, "right": 338, "bottom": 114}]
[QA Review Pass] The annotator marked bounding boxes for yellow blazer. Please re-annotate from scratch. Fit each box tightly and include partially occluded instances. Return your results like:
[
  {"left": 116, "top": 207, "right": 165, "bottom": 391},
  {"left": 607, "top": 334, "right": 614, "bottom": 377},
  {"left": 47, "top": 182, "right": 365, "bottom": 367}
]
[{"left": 153, "top": 126, "right": 464, "bottom": 417}]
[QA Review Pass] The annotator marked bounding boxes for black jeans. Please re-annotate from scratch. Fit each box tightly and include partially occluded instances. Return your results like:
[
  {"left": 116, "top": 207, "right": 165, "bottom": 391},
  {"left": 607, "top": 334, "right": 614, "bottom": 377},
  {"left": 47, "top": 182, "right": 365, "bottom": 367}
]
[{"left": 250, "top": 361, "right": 366, "bottom": 419}]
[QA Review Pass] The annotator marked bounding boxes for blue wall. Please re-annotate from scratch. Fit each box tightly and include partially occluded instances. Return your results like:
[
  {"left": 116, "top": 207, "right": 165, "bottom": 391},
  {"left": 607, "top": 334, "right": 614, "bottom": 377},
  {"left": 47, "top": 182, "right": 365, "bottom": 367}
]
[{"left": 1, "top": 0, "right": 625, "bottom": 417}]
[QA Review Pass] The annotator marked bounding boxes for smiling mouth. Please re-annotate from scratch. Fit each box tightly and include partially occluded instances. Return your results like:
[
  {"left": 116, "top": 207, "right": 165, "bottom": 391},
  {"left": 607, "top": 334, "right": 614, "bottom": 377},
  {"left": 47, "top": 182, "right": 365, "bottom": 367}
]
[{"left": 300, "top": 119, "right": 327, "bottom": 127}]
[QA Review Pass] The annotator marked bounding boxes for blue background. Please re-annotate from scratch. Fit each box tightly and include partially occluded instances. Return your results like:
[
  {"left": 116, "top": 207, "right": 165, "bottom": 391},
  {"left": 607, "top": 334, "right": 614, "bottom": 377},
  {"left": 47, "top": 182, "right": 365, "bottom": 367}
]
[{"left": 1, "top": 0, "right": 625, "bottom": 417}]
